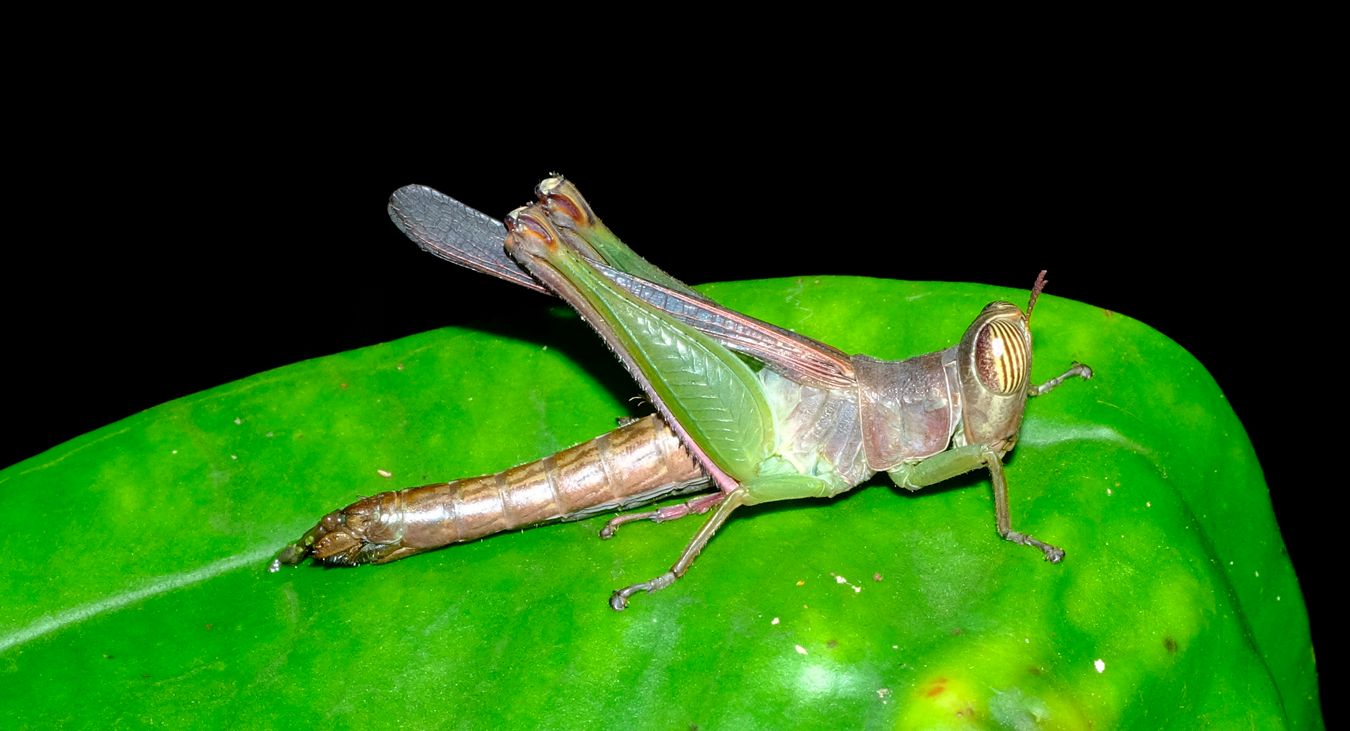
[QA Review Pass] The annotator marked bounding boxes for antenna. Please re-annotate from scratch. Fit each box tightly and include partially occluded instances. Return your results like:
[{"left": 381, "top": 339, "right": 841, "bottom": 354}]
[{"left": 1026, "top": 270, "right": 1048, "bottom": 324}]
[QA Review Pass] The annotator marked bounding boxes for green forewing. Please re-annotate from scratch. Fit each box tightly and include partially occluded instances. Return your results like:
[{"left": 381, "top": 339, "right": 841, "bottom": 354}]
[
  {"left": 555, "top": 253, "right": 774, "bottom": 480},
  {"left": 0, "top": 278, "right": 1321, "bottom": 729}
]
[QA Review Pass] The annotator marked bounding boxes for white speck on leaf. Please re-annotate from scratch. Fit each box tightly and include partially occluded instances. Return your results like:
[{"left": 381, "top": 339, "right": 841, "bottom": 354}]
[
  {"left": 378, "top": 469, "right": 393, "bottom": 478},
  {"left": 230, "top": 454, "right": 238, "bottom": 461},
  {"left": 1094, "top": 659, "right": 1106, "bottom": 673},
  {"left": 771, "top": 617, "right": 780, "bottom": 625},
  {"left": 876, "top": 688, "right": 891, "bottom": 704},
  {"left": 831, "top": 573, "right": 862, "bottom": 593},
  {"left": 794, "top": 645, "right": 807, "bottom": 656},
  {"left": 234, "top": 417, "right": 242, "bottom": 425},
  {"left": 1146, "top": 501, "right": 1152, "bottom": 508}
]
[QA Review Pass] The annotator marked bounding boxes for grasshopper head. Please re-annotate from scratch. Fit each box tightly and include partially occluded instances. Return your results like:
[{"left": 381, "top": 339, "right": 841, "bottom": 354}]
[{"left": 957, "top": 300, "right": 1033, "bottom": 452}]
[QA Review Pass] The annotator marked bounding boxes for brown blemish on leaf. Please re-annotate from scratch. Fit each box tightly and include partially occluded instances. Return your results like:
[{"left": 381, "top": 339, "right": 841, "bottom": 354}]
[{"left": 1165, "top": 637, "right": 1178, "bottom": 654}]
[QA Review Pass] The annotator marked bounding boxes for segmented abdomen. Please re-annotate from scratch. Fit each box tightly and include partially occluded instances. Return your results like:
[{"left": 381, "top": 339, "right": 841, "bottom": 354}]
[{"left": 302, "top": 414, "right": 707, "bottom": 565}]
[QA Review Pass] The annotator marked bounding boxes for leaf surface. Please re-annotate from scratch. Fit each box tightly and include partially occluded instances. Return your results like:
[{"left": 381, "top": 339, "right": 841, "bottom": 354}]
[{"left": 0, "top": 278, "right": 1320, "bottom": 729}]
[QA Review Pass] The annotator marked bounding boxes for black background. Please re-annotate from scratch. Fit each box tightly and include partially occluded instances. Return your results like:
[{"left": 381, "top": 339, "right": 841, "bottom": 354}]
[{"left": 2, "top": 101, "right": 1330, "bottom": 717}]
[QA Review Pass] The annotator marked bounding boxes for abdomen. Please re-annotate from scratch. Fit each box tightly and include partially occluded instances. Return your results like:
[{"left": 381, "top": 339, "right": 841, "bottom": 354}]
[{"left": 273, "top": 414, "right": 707, "bottom": 567}]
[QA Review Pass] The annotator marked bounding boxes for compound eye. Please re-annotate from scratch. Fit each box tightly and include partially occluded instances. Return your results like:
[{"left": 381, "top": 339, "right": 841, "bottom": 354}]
[{"left": 975, "top": 319, "right": 1028, "bottom": 395}]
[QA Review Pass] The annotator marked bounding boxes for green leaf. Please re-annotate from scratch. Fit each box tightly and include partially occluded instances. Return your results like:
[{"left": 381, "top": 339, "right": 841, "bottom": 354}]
[{"left": 0, "top": 278, "right": 1321, "bottom": 729}]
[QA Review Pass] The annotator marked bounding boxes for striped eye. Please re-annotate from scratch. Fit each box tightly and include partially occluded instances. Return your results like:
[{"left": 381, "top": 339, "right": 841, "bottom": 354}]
[{"left": 975, "top": 319, "right": 1029, "bottom": 395}]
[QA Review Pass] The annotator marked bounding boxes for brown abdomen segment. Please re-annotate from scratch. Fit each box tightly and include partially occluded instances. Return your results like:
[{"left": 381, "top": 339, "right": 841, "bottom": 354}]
[{"left": 276, "top": 414, "right": 706, "bottom": 567}]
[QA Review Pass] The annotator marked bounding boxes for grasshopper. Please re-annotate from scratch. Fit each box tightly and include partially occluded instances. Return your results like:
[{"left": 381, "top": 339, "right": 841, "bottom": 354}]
[{"left": 273, "top": 177, "right": 1092, "bottom": 610}]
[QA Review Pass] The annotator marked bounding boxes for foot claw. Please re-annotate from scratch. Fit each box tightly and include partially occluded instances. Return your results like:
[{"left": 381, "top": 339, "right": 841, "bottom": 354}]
[
  {"left": 609, "top": 588, "right": 636, "bottom": 611},
  {"left": 1003, "top": 530, "right": 1065, "bottom": 563},
  {"left": 609, "top": 570, "right": 678, "bottom": 611}
]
